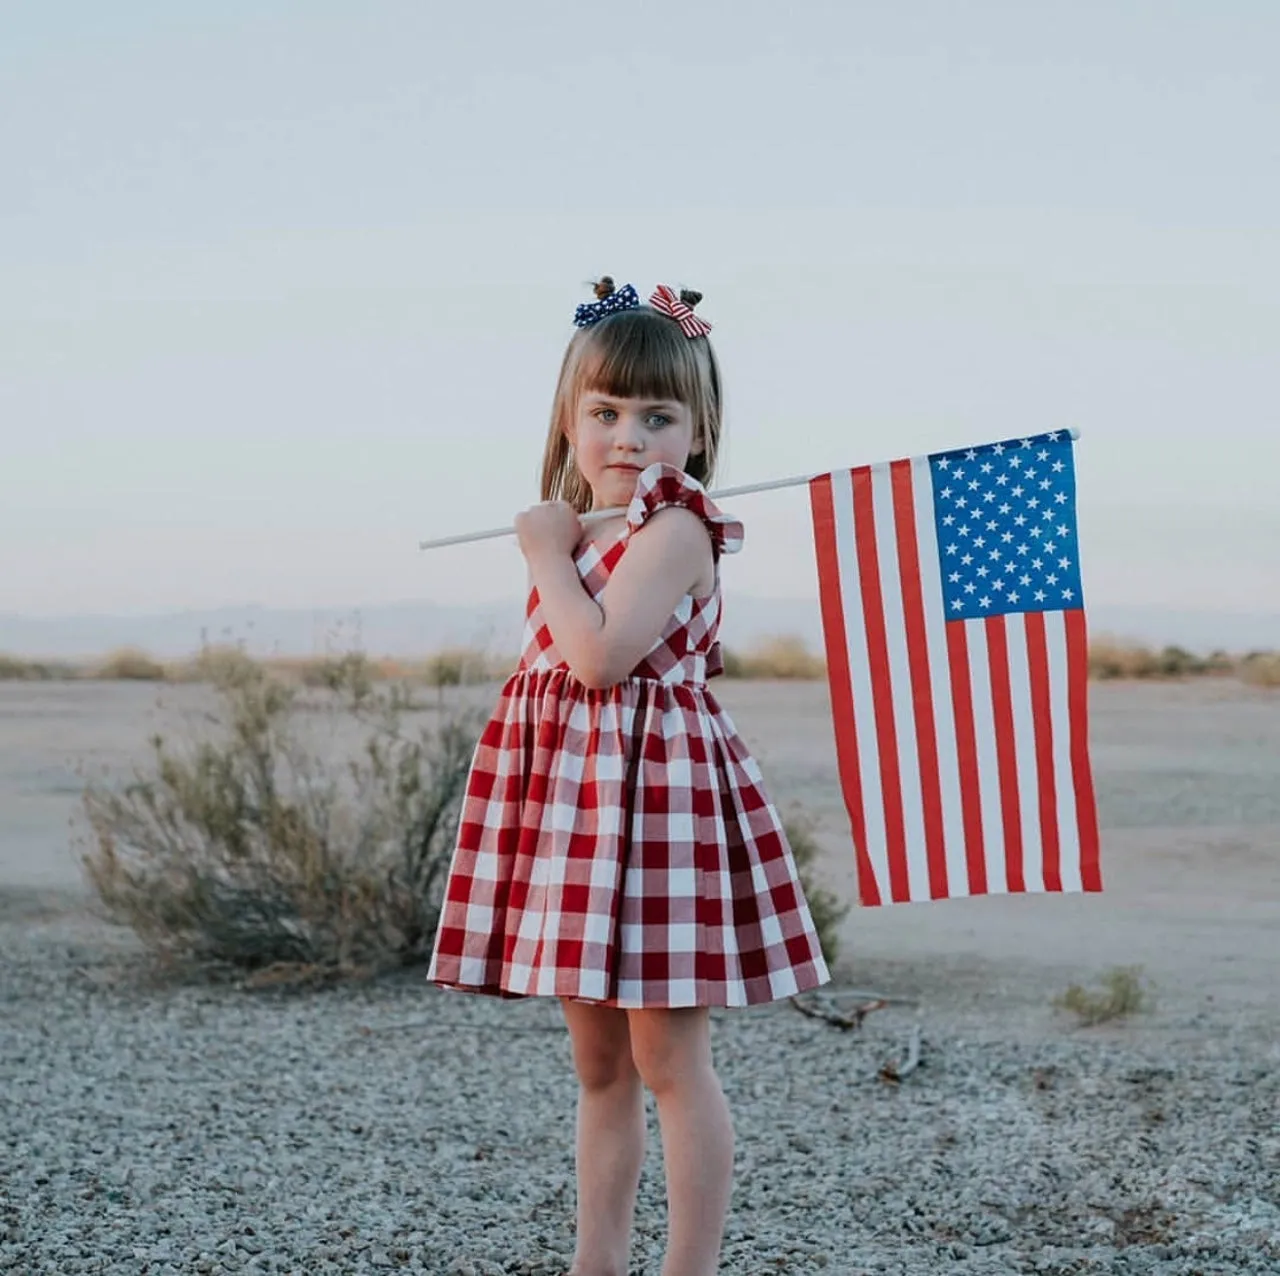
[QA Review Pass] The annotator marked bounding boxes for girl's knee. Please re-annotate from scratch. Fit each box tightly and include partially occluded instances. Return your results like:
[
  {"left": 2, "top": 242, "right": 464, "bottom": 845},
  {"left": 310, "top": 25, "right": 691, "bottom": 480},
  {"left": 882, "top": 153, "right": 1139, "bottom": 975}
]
[
  {"left": 628, "top": 1008, "right": 712, "bottom": 1096},
  {"left": 563, "top": 1002, "right": 637, "bottom": 1091},
  {"left": 572, "top": 1036, "right": 637, "bottom": 1092}
]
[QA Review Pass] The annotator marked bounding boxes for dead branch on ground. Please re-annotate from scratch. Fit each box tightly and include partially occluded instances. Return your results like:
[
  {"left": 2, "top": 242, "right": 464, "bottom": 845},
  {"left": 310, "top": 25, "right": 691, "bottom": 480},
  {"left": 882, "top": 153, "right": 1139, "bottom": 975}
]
[
  {"left": 879, "top": 1022, "right": 923, "bottom": 1083},
  {"left": 787, "top": 990, "right": 915, "bottom": 1031}
]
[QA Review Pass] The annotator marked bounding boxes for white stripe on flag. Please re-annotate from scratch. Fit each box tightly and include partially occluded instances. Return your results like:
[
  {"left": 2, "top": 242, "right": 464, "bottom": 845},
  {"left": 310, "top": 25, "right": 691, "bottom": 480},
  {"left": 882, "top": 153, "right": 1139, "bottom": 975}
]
[
  {"left": 869, "top": 462, "right": 930, "bottom": 901},
  {"left": 830, "top": 471, "right": 892, "bottom": 900},
  {"left": 909, "top": 456, "right": 968, "bottom": 898},
  {"left": 1004, "top": 613, "right": 1045, "bottom": 891},
  {"left": 1045, "top": 610, "right": 1082, "bottom": 891},
  {"left": 964, "top": 618, "right": 1006, "bottom": 894}
]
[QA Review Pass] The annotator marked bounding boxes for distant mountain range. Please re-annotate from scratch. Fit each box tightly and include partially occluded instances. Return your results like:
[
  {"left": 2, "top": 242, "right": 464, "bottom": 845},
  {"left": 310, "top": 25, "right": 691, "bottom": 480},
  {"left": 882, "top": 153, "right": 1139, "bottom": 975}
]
[{"left": 1, "top": 597, "right": 1275, "bottom": 659}]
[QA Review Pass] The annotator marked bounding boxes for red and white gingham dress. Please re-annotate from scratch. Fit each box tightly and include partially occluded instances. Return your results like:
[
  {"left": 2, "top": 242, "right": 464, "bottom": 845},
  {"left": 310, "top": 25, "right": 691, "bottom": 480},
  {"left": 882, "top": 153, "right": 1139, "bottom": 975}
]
[{"left": 428, "top": 463, "right": 830, "bottom": 1008}]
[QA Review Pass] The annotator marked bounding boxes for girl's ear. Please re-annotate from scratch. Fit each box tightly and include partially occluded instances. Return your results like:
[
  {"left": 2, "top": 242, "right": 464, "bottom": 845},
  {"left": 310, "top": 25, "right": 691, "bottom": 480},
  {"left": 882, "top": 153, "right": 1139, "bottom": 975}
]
[{"left": 688, "top": 429, "right": 705, "bottom": 457}]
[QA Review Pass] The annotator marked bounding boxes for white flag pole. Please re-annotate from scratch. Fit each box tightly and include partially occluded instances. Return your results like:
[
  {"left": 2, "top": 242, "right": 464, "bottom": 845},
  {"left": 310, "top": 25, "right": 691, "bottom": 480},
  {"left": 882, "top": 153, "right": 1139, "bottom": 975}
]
[{"left": 417, "top": 428, "right": 1081, "bottom": 552}]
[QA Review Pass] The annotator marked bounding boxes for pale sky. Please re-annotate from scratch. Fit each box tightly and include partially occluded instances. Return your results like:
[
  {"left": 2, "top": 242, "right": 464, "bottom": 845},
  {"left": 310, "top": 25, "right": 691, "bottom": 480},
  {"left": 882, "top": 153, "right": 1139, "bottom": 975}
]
[{"left": 3, "top": 2, "right": 1277, "bottom": 619}]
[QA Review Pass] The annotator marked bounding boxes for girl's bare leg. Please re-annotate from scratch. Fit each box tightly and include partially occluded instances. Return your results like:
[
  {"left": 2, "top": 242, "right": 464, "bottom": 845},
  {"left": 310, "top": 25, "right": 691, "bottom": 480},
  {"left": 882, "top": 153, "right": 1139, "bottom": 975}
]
[
  {"left": 627, "top": 1008, "right": 733, "bottom": 1276},
  {"left": 561, "top": 1000, "right": 646, "bottom": 1276}
]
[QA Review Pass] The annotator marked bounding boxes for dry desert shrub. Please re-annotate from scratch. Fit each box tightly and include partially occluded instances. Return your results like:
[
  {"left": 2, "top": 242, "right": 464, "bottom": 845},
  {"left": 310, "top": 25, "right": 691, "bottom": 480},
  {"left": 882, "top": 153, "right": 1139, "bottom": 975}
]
[
  {"left": 1053, "top": 965, "right": 1154, "bottom": 1026},
  {"left": 92, "top": 647, "right": 168, "bottom": 682},
  {"left": 721, "top": 635, "right": 826, "bottom": 680},
  {"left": 0, "top": 655, "right": 38, "bottom": 680},
  {"left": 273, "top": 653, "right": 418, "bottom": 689},
  {"left": 0, "top": 654, "right": 75, "bottom": 681},
  {"left": 165, "top": 644, "right": 260, "bottom": 685},
  {"left": 419, "top": 646, "right": 514, "bottom": 688},
  {"left": 1239, "top": 650, "right": 1280, "bottom": 688},
  {"left": 259, "top": 647, "right": 513, "bottom": 690},
  {"left": 79, "top": 652, "right": 482, "bottom": 981},
  {"left": 1086, "top": 638, "right": 1228, "bottom": 680},
  {"left": 161, "top": 647, "right": 514, "bottom": 691},
  {"left": 170, "top": 651, "right": 385, "bottom": 690}
]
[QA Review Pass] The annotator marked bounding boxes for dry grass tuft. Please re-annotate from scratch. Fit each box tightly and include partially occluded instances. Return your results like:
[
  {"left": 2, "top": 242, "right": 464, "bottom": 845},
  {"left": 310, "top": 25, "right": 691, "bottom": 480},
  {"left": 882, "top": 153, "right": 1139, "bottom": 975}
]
[
  {"left": 1087, "top": 637, "right": 1232, "bottom": 681},
  {"left": 160, "top": 647, "right": 515, "bottom": 690},
  {"left": 165, "top": 644, "right": 260, "bottom": 685},
  {"left": 1239, "top": 651, "right": 1280, "bottom": 688},
  {"left": 419, "top": 647, "right": 515, "bottom": 687},
  {"left": 92, "top": 647, "right": 168, "bottom": 681},
  {"left": 0, "top": 654, "right": 74, "bottom": 681},
  {"left": 722, "top": 635, "right": 826, "bottom": 680},
  {"left": 1053, "top": 965, "right": 1154, "bottom": 1026}
]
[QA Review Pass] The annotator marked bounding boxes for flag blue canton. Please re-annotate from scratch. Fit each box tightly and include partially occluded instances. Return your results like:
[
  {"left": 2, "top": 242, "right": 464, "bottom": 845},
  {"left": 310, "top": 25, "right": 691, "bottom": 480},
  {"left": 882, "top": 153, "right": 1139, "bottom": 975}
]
[{"left": 930, "top": 431, "right": 1083, "bottom": 619}]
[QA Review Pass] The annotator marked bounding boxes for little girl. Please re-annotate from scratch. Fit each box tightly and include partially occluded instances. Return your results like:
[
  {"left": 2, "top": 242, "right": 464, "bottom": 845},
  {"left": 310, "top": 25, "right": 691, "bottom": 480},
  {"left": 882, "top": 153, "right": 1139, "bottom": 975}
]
[{"left": 429, "top": 279, "right": 830, "bottom": 1276}]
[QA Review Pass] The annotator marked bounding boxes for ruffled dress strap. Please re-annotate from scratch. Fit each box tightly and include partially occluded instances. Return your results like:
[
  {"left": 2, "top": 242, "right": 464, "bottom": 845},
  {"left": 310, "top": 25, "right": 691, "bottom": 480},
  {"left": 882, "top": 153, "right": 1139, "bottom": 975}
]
[{"left": 624, "top": 463, "right": 744, "bottom": 559}]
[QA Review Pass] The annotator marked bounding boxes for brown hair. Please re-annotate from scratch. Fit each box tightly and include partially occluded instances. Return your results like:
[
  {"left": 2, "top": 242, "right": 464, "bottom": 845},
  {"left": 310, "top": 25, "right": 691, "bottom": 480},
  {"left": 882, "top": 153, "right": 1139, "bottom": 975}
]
[{"left": 540, "top": 296, "right": 723, "bottom": 511}]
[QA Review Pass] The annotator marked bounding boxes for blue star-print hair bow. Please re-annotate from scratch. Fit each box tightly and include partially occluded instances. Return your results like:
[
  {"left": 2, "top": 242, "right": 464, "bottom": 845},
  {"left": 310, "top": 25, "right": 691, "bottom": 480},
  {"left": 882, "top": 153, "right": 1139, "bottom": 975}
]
[{"left": 574, "top": 278, "right": 640, "bottom": 328}]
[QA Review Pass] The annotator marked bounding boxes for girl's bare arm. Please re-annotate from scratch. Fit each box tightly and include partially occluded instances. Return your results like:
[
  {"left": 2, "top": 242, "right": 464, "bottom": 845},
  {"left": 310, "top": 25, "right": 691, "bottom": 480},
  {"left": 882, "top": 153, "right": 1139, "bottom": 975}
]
[{"left": 524, "top": 507, "right": 713, "bottom": 689}]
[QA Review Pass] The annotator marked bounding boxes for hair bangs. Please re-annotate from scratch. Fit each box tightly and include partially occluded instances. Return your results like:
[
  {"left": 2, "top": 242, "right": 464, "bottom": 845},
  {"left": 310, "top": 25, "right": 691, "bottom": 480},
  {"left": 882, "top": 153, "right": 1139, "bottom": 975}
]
[{"left": 575, "top": 310, "right": 701, "bottom": 408}]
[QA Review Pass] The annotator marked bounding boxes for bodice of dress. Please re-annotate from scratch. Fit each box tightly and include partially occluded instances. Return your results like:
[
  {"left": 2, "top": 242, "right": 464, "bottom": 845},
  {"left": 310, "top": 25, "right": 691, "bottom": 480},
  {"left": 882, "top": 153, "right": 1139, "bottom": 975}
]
[{"left": 515, "top": 464, "right": 744, "bottom": 688}]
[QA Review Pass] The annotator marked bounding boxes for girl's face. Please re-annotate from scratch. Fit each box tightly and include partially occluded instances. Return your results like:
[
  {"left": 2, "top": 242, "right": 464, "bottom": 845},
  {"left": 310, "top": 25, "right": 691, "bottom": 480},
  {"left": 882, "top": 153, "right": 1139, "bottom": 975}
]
[{"left": 568, "top": 392, "right": 702, "bottom": 510}]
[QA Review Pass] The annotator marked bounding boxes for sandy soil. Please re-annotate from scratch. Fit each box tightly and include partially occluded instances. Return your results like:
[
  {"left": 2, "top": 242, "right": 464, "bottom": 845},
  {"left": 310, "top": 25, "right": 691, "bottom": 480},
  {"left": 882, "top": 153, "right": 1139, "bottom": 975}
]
[{"left": 2, "top": 675, "right": 1277, "bottom": 1034}]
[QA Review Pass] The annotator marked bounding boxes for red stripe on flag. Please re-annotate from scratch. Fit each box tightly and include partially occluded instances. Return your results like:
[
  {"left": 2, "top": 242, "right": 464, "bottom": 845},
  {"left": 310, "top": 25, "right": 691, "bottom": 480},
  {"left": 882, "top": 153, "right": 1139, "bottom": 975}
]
[
  {"left": 1024, "top": 611, "right": 1062, "bottom": 892},
  {"left": 851, "top": 467, "right": 910, "bottom": 903},
  {"left": 809, "top": 475, "right": 879, "bottom": 906},
  {"left": 890, "top": 459, "right": 948, "bottom": 899},
  {"left": 945, "top": 620, "right": 988, "bottom": 894},
  {"left": 1065, "top": 609, "right": 1103, "bottom": 891},
  {"left": 985, "top": 615, "right": 1025, "bottom": 893}
]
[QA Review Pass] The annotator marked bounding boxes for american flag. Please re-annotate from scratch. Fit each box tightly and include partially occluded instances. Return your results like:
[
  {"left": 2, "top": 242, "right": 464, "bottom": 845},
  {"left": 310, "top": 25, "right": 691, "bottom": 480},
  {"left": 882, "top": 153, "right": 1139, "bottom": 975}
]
[{"left": 809, "top": 431, "right": 1101, "bottom": 907}]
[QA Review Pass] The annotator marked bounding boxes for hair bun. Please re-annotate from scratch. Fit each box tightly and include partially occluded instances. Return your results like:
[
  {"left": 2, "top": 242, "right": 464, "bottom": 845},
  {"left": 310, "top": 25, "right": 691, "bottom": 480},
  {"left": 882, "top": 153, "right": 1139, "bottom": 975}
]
[
  {"left": 678, "top": 288, "right": 703, "bottom": 309},
  {"left": 592, "top": 276, "right": 616, "bottom": 300}
]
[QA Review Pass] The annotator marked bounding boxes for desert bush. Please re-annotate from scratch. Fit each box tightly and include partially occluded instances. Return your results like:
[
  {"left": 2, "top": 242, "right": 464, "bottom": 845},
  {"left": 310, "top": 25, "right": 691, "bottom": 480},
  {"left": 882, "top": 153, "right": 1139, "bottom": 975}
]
[
  {"left": 1153, "top": 645, "right": 1210, "bottom": 677},
  {"left": 0, "top": 655, "right": 74, "bottom": 681},
  {"left": 79, "top": 653, "right": 482, "bottom": 981},
  {"left": 93, "top": 647, "right": 167, "bottom": 681},
  {"left": 253, "top": 649, "right": 512, "bottom": 691},
  {"left": 783, "top": 813, "right": 850, "bottom": 968},
  {"left": 1088, "top": 638, "right": 1223, "bottom": 681},
  {"left": 1089, "top": 639, "right": 1165, "bottom": 680},
  {"left": 420, "top": 646, "right": 511, "bottom": 687},
  {"left": 165, "top": 644, "right": 261, "bottom": 686},
  {"left": 719, "top": 647, "right": 745, "bottom": 678},
  {"left": 1203, "top": 649, "right": 1238, "bottom": 675},
  {"left": 1239, "top": 650, "right": 1280, "bottom": 688},
  {"left": 0, "top": 655, "right": 34, "bottom": 680},
  {"left": 1053, "top": 965, "right": 1154, "bottom": 1026},
  {"left": 288, "top": 651, "right": 378, "bottom": 697},
  {"left": 722, "top": 635, "right": 826, "bottom": 680},
  {"left": 159, "top": 649, "right": 510, "bottom": 691}
]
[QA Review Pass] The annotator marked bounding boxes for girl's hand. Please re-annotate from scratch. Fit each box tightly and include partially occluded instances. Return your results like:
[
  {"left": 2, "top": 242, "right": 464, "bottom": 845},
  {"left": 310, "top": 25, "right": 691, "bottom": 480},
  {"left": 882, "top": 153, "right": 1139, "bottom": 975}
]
[{"left": 514, "top": 501, "right": 583, "bottom": 561}]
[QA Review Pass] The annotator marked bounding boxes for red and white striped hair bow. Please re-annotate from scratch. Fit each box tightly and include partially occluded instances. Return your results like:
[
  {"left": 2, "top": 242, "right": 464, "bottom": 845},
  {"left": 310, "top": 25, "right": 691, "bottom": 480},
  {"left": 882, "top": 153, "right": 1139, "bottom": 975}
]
[{"left": 648, "top": 285, "right": 713, "bottom": 338}]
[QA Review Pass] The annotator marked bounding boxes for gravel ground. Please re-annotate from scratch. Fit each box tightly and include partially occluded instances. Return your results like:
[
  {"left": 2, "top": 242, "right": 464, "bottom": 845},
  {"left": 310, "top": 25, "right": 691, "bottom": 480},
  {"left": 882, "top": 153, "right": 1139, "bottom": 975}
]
[{"left": 3, "top": 904, "right": 1277, "bottom": 1276}]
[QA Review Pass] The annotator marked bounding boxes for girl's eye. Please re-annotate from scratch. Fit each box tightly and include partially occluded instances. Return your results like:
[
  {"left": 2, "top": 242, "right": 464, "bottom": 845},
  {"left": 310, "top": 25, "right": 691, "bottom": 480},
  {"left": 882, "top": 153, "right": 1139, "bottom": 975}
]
[
  {"left": 646, "top": 414, "right": 671, "bottom": 428},
  {"left": 595, "top": 408, "right": 617, "bottom": 422}
]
